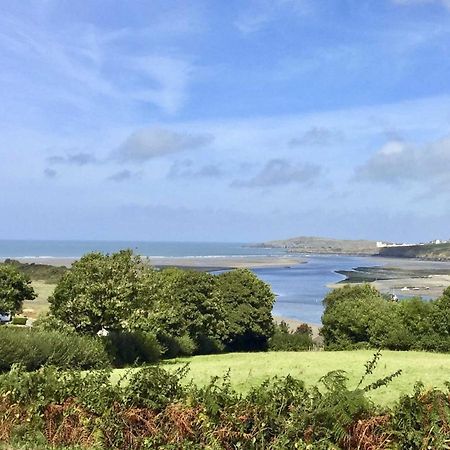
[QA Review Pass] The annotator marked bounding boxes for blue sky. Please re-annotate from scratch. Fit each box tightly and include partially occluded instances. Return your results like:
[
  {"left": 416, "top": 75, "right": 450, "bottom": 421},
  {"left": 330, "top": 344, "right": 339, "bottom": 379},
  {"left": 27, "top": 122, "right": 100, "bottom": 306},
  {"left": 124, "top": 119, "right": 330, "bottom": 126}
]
[{"left": 1, "top": 0, "right": 450, "bottom": 242}]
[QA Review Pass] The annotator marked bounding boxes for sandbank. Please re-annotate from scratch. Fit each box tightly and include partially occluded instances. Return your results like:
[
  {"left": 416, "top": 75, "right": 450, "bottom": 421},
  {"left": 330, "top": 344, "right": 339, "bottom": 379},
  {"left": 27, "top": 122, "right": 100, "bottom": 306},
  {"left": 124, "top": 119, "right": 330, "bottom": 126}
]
[{"left": 2, "top": 255, "right": 305, "bottom": 270}]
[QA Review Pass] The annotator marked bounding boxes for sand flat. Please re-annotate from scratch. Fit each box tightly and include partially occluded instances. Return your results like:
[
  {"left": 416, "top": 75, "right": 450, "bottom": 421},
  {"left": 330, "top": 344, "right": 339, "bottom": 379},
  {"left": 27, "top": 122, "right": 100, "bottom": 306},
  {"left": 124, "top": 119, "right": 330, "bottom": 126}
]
[{"left": 3, "top": 255, "right": 304, "bottom": 270}]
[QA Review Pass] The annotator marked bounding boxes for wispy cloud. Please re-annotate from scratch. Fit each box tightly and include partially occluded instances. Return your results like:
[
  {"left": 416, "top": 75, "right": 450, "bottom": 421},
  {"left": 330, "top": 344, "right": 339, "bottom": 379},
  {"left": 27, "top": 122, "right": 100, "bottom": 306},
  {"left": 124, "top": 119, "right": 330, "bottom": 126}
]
[
  {"left": 107, "top": 169, "right": 140, "bottom": 183},
  {"left": 232, "top": 159, "right": 321, "bottom": 188},
  {"left": 43, "top": 168, "right": 57, "bottom": 178},
  {"left": 289, "top": 126, "right": 345, "bottom": 147},
  {"left": 235, "top": 0, "right": 312, "bottom": 33},
  {"left": 115, "top": 128, "right": 214, "bottom": 163},
  {"left": 0, "top": 11, "right": 195, "bottom": 119},
  {"left": 168, "top": 159, "right": 223, "bottom": 179},
  {"left": 47, "top": 152, "right": 98, "bottom": 166}
]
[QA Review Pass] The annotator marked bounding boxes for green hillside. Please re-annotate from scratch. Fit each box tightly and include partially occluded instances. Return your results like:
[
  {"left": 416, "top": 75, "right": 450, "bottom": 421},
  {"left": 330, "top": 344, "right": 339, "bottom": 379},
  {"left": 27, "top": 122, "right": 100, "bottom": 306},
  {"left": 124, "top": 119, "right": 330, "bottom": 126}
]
[
  {"left": 254, "top": 236, "right": 379, "bottom": 255},
  {"left": 380, "top": 242, "right": 450, "bottom": 260}
]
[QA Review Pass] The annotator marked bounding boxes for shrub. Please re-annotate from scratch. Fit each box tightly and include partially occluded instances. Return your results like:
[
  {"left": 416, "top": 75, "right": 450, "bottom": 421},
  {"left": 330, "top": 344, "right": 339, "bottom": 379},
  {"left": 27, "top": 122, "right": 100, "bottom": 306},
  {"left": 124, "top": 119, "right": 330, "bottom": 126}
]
[
  {"left": 269, "top": 322, "right": 313, "bottom": 351},
  {"left": 11, "top": 317, "right": 27, "bottom": 326},
  {"left": 0, "top": 327, "right": 109, "bottom": 371},
  {"left": 156, "top": 332, "right": 204, "bottom": 358},
  {"left": 104, "top": 331, "right": 161, "bottom": 367}
]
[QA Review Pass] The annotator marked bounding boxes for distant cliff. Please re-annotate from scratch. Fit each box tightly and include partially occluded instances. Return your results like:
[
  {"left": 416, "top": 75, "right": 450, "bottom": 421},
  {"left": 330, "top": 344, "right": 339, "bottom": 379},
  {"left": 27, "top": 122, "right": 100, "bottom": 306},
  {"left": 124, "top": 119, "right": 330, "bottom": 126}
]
[
  {"left": 379, "top": 242, "right": 450, "bottom": 261},
  {"left": 253, "top": 236, "right": 379, "bottom": 255}
]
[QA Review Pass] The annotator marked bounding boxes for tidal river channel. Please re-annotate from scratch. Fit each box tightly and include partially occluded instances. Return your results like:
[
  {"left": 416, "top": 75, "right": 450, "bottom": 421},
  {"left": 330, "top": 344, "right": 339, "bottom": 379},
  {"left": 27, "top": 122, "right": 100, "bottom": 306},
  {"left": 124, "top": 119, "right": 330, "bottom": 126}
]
[{"left": 253, "top": 254, "right": 383, "bottom": 325}]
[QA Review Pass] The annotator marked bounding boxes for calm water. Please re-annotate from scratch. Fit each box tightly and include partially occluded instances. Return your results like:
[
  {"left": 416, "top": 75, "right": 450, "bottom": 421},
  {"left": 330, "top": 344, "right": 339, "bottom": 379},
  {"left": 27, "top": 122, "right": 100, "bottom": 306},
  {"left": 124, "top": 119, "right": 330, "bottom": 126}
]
[
  {"left": 253, "top": 254, "right": 383, "bottom": 324},
  {"left": 0, "top": 240, "right": 382, "bottom": 325}
]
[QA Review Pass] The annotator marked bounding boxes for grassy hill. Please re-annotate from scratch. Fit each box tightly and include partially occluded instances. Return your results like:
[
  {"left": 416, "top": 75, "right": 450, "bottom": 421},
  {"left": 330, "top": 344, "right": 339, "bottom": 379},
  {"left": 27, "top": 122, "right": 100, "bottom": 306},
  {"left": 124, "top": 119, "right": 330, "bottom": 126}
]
[
  {"left": 379, "top": 242, "right": 450, "bottom": 260},
  {"left": 254, "top": 236, "right": 379, "bottom": 255},
  {"left": 113, "top": 350, "right": 450, "bottom": 406}
]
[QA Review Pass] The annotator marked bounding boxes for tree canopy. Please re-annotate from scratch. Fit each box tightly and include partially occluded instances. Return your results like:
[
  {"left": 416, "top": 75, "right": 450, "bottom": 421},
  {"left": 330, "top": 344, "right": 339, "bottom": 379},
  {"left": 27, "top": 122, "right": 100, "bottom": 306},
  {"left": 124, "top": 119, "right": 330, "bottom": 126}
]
[
  {"left": 321, "top": 284, "right": 450, "bottom": 351},
  {"left": 49, "top": 250, "right": 276, "bottom": 354},
  {"left": 0, "top": 264, "right": 36, "bottom": 315}
]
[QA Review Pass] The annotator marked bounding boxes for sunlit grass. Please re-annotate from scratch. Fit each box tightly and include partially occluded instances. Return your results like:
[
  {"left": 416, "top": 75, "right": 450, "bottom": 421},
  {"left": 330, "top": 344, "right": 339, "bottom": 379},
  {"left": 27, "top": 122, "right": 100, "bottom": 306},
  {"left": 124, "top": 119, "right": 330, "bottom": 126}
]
[
  {"left": 112, "top": 350, "right": 450, "bottom": 406},
  {"left": 22, "top": 282, "right": 56, "bottom": 319}
]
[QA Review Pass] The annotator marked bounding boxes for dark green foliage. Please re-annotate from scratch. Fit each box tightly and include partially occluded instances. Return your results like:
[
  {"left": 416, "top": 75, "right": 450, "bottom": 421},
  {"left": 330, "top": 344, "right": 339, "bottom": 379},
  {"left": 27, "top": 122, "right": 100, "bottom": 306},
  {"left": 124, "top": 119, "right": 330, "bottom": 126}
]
[
  {"left": 123, "top": 365, "right": 188, "bottom": 410},
  {"left": 2, "top": 259, "right": 68, "bottom": 284},
  {"left": 321, "top": 284, "right": 385, "bottom": 349},
  {"left": 215, "top": 269, "right": 275, "bottom": 351},
  {"left": 104, "top": 331, "right": 161, "bottom": 366},
  {"left": 49, "top": 250, "right": 144, "bottom": 334},
  {"left": 137, "top": 268, "right": 226, "bottom": 353},
  {"left": 0, "top": 265, "right": 35, "bottom": 315},
  {"left": 48, "top": 250, "right": 276, "bottom": 359},
  {"left": 322, "top": 284, "right": 450, "bottom": 352},
  {"left": 0, "top": 327, "right": 109, "bottom": 371},
  {"left": 269, "top": 321, "right": 313, "bottom": 351},
  {"left": 11, "top": 317, "right": 27, "bottom": 325}
]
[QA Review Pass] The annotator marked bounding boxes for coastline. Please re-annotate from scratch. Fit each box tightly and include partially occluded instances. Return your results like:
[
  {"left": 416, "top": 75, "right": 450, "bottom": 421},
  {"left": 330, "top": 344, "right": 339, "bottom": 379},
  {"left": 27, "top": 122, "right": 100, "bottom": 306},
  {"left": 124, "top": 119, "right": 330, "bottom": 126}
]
[
  {"left": 1, "top": 255, "right": 306, "bottom": 270},
  {"left": 328, "top": 256, "right": 450, "bottom": 298}
]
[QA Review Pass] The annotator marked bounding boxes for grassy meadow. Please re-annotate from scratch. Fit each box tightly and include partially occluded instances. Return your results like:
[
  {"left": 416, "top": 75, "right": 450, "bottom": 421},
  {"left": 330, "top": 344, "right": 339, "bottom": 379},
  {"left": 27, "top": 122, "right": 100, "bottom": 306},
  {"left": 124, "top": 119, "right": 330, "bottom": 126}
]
[
  {"left": 22, "top": 281, "right": 55, "bottom": 319},
  {"left": 111, "top": 350, "right": 450, "bottom": 406}
]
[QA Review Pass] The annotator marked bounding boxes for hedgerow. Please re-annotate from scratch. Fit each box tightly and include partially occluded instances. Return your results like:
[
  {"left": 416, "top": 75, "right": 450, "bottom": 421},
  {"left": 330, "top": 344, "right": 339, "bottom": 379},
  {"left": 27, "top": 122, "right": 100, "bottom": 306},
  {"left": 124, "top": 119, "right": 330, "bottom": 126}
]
[
  {"left": 0, "top": 353, "right": 448, "bottom": 449},
  {"left": 0, "top": 328, "right": 109, "bottom": 372}
]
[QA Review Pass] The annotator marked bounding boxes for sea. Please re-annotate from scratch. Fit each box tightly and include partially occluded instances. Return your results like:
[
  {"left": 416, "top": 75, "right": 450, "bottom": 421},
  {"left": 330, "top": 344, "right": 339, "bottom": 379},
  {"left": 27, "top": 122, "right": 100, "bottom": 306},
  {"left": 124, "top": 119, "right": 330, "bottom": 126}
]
[{"left": 0, "top": 240, "right": 382, "bottom": 325}]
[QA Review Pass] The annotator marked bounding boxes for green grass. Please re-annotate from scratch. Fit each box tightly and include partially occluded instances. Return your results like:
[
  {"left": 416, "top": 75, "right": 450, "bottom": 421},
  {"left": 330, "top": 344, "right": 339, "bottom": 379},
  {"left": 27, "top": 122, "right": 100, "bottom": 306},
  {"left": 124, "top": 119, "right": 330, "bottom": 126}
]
[
  {"left": 112, "top": 350, "right": 450, "bottom": 406},
  {"left": 22, "top": 282, "right": 56, "bottom": 319}
]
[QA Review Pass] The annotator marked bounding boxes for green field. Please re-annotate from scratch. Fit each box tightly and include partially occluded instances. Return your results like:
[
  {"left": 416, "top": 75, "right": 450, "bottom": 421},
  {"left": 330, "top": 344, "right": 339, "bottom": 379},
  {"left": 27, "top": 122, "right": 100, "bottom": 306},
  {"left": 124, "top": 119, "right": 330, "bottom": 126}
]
[
  {"left": 22, "top": 281, "right": 55, "bottom": 319},
  {"left": 113, "top": 350, "right": 450, "bottom": 406}
]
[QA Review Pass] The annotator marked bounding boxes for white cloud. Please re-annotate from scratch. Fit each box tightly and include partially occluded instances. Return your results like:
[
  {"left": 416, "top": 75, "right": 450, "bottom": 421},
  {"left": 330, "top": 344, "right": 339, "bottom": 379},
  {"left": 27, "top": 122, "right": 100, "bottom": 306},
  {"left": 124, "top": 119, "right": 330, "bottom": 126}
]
[
  {"left": 235, "top": 0, "right": 311, "bottom": 33},
  {"left": 115, "top": 128, "right": 214, "bottom": 162},
  {"left": 107, "top": 169, "right": 141, "bottom": 182},
  {"left": 127, "top": 55, "right": 194, "bottom": 115},
  {"left": 47, "top": 152, "right": 98, "bottom": 166},
  {"left": 354, "top": 136, "right": 450, "bottom": 185},
  {"left": 0, "top": 11, "right": 195, "bottom": 118},
  {"left": 289, "top": 126, "right": 345, "bottom": 147},
  {"left": 232, "top": 159, "right": 321, "bottom": 187},
  {"left": 168, "top": 159, "right": 224, "bottom": 179}
]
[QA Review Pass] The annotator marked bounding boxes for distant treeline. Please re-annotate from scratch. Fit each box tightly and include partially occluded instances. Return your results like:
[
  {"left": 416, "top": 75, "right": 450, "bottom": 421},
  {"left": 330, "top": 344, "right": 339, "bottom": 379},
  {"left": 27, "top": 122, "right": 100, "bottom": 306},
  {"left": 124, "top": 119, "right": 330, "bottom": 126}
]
[
  {"left": 322, "top": 284, "right": 450, "bottom": 352},
  {"left": 1, "top": 258, "right": 68, "bottom": 283}
]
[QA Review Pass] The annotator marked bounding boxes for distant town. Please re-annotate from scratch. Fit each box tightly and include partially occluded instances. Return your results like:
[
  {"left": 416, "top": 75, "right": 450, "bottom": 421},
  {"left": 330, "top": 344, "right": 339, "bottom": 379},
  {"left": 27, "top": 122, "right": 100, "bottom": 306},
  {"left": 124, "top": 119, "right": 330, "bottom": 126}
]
[{"left": 376, "top": 239, "right": 449, "bottom": 248}]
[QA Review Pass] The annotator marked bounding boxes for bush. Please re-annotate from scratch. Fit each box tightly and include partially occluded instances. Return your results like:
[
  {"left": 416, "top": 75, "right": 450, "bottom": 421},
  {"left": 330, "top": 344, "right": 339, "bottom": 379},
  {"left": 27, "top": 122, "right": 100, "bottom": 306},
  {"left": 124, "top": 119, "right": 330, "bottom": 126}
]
[
  {"left": 156, "top": 332, "right": 204, "bottom": 358},
  {"left": 269, "top": 322, "right": 313, "bottom": 351},
  {"left": 11, "top": 317, "right": 27, "bottom": 325},
  {"left": 321, "top": 284, "right": 450, "bottom": 353},
  {"left": 0, "top": 327, "right": 109, "bottom": 371},
  {"left": 104, "top": 331, "right": 161, "bottom": 367}
]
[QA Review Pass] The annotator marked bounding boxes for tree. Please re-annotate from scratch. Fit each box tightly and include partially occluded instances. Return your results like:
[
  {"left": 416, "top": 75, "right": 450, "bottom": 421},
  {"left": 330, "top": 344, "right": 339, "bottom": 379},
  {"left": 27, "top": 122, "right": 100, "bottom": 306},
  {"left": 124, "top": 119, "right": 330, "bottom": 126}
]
[
  {"left": 49, "top": 250, "right": 144, "bottom": 334},
  {"left": 135, "top": 268, "right": 226, "bottom": 354},
  {"left": 321, "top": 284, "right": 385, "bottom": 348},
  {"left": 215, "top": 269, "right": 275, "bottom": 351},
  {"left": 0, "top": 264, "right": 36, "bottom": 315}
]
